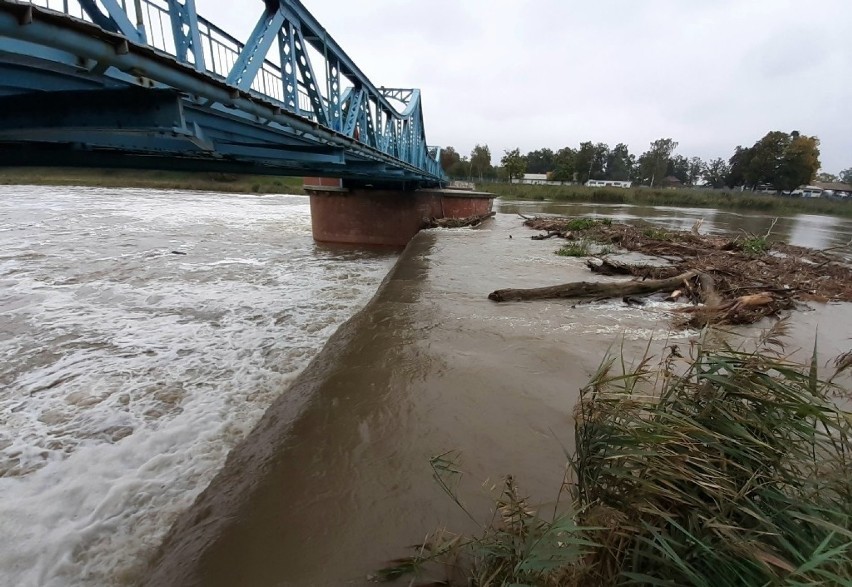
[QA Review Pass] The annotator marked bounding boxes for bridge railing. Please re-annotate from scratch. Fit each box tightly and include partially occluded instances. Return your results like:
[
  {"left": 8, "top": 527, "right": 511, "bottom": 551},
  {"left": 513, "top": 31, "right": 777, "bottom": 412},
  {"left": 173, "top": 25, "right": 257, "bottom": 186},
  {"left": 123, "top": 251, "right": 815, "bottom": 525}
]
[
  {"left": 23, "top": 0, "right": 317, "bottom": 117},
  {"left": 17, "top": 0, "right": 444, "bottom": 180}
]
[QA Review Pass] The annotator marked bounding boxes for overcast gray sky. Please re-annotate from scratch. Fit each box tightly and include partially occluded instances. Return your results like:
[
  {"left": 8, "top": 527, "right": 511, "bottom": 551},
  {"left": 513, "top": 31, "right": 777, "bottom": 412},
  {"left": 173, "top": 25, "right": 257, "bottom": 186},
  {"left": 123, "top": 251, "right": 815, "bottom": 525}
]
[{"left": 202, "top": 0, "right": 852, "bottom": 173}]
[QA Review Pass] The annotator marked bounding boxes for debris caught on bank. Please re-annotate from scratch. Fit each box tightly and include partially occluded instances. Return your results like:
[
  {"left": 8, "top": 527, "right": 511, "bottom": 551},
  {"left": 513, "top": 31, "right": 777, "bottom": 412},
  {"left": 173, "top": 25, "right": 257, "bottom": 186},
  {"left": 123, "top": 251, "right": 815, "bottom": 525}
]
[
  {"left": 423, "top": 211, "right": 496, "bottom": 229},
  {"left": 489, "top": 216, "right": 852, "bottom": 328}
]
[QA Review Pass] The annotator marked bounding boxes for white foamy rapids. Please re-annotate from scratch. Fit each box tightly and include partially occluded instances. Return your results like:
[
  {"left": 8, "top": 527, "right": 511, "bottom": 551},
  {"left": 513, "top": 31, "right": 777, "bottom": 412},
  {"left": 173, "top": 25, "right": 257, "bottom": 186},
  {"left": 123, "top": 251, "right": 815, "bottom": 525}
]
[{"left": 0, "top": 186, "right": 396, "bottom": 586}]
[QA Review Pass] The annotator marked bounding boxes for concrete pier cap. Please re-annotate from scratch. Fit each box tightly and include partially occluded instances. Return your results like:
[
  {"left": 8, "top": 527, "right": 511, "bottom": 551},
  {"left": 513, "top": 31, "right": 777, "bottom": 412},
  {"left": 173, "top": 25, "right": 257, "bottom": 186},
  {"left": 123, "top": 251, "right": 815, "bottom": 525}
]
[{"left": 303, "top": 177, "right": 494, "bottom": 247}]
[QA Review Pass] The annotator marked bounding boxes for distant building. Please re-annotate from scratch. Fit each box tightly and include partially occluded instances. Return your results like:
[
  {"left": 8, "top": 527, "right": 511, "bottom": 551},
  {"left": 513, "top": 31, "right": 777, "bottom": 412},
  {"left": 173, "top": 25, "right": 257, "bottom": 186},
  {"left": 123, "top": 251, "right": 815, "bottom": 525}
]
[
  {"left": 814, "top": 181, "right": 852, "bottom": 199},
  {"left": 660, "top": 176, "right": 683, "bottom": 188},
  {"left": 585, "top": 179, "right": 631, "bottom": 189},
  {"left": 512, "top": 173, "right": 570, "bottom": 186},
  {"left": 447, "top": 180, "right": 476, "bottom": 191},
  {"left": 516, "top": 173, "right": 549, "bottom": 184}
]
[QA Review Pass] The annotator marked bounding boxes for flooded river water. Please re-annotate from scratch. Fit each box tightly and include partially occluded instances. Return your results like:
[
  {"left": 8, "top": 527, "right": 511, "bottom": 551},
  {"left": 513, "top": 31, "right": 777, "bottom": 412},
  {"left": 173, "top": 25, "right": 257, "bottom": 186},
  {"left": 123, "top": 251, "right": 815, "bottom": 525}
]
[
  {"left": 145, "top": 199, "right": 852, "bottom": 586},
  {"left": 1, "top": 187, "right": 850, "bottom": 586},
  {"left": 0, "top": 186, "right": 395, "bottom": 586}
]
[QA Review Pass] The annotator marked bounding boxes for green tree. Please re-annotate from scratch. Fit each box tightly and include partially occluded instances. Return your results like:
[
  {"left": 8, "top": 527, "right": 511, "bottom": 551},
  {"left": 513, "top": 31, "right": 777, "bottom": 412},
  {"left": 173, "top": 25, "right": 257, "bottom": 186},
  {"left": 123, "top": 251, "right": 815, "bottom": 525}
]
[
  {"left": 555, "top": 146, "right": 576, "bottom": 167},
  {"left": 604, "top": 143, "right": 634, "bottom": 181},
  {"left": 501, "top": 148, "right": 527, "bottom": 182},
  {"left": 702, "top": 158, "right": 730, "bottom": 189},
  {"left": 667, "top": 155, "right": 690, "bottom": 184},
  {"left": 447, "top": 155, "right": 470, "bottom": 179},
  {"left": 776, "top": 134, "right": 820, "bottom": 191},
  {"left": 470, "top": 144, "right": 492, "bottom": 182},
  {"left": 637, "top": 138, "right": 678, "bottom": 187},
  {"left": 525, "top": 148, "right": 555, "bottom": 174},
  {"left": 840, "top": 168, "right": 852, "bottom": 184},
  {"left": 727, "top": 146, "right": 753, "bottom": 187},
  {"left": 687, "top": 157, "right": 705, "bottom": 186},
  {"left": 575, "top": 142, "right": 609, "bottom": 184},
  {"left": 816, "top": 172, "right": 838, "bottom": 183},
  {"left": 741, "top": 131, "right": 820, "bottom": 191},
  {"left": 550, "top": 147, "right": 577, "bottom": 182},
  {"left": 744, "top": 131, "right": 789, "bottom": 188},
  {"left": 439, "top": 146, "right": 460, "bottom": 174}
]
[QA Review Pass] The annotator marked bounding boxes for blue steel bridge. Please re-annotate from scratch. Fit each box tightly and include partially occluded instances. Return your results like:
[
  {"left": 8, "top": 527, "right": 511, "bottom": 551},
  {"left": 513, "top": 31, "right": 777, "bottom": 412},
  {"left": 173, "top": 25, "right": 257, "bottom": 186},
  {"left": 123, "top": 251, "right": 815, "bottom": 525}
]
[{"left": 0, "top": 0, "right": 447, "bottom": 188}]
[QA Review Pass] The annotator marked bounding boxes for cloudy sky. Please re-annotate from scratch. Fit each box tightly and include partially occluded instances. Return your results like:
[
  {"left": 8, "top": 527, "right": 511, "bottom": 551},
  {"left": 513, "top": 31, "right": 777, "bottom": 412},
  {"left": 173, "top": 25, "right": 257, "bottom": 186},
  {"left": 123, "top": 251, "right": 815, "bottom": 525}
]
[{"left": 202, "top": 0, "right": 851, "bottom": 173}]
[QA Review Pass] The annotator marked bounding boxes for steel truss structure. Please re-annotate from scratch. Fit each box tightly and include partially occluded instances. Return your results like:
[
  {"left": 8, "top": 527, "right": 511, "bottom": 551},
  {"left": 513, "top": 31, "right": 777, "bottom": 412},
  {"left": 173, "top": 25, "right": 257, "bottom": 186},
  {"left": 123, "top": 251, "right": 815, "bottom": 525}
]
[{"left": 0, "top": 0, "right": 446, "bottom": 186}]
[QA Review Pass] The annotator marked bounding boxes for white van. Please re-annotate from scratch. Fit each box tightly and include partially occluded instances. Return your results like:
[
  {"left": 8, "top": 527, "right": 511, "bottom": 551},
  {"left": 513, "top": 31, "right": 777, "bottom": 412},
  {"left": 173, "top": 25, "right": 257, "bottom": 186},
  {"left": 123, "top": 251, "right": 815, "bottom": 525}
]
[{"left": 790, "top": 185, "right": 824, "bottom": 198}]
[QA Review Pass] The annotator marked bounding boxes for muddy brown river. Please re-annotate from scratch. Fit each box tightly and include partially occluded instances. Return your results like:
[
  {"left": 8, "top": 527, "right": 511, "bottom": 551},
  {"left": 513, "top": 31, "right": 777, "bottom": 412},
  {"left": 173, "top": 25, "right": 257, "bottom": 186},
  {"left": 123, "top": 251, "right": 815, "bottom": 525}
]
[
  {"left": 143, "top": 201, "right": 852, "bottom": 586},
  {"left": 2, "top": 187, "right": 849, "bottom": 585}
]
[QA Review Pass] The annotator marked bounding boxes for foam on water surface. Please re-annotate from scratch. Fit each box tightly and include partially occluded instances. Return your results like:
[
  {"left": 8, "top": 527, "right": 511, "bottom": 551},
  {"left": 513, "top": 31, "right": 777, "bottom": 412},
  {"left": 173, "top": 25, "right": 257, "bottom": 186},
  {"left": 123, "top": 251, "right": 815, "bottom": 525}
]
[{"left": 0, "top": 186, "right": 395, "bottom": 586}]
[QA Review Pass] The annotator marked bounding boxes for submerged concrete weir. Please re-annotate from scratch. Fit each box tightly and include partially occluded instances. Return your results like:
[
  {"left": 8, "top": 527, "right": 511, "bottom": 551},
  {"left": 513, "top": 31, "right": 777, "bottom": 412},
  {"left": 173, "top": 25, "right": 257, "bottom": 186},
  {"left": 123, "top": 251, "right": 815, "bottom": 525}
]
[
  {"left": 305, "top": 178, "right": 494, "bottom": 246},
  {"left": 142, "top": 233, "right": 444, "bottom": 586}
]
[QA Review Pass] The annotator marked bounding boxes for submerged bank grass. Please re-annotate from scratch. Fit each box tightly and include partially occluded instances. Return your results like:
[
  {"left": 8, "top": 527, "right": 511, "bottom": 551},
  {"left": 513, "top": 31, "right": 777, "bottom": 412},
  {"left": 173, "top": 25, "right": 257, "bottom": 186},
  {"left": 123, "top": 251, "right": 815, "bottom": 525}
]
[
  {"left": 486, "top": 183, "right": 852, "bottom": 218},
  {"left": 380, "top": 324, "right": 852, "bottom": 586},
  {"left": 0, "top": 167, "right": 305, "bottom": 194}
]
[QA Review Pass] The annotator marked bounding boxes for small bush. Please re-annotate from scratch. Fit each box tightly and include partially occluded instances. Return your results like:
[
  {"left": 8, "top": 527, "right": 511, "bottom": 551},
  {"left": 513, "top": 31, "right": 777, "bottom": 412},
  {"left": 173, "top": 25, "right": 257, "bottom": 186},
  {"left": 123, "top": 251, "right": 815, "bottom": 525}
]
[
  {"left": 556, "top": 242, "right": 590, "bottom": 257},
  {"left": 642, "top": 227, "right": 672, "bottom": 241},
  {"left": 565, "top": 218, "right": 597, "bottom": 231},
  {"left": 562, "top": 217, "right": 612, "bottom": 231},
  {"left": 740, "top": 235, "right": 770, "bottom": 255}
]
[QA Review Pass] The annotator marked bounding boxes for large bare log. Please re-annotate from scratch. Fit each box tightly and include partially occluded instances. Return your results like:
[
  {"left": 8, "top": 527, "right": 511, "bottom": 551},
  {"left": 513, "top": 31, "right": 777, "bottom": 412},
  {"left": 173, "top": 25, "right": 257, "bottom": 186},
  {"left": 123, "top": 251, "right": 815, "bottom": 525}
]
[
  {"left": 532, "top": 230, "right": 570, "bottom": 241},
  {"left": 488, "top": 270, "right": 699, "bottom": 302},
  {"left": 586, "top": 257, "right": 634, "bottom": 276}
]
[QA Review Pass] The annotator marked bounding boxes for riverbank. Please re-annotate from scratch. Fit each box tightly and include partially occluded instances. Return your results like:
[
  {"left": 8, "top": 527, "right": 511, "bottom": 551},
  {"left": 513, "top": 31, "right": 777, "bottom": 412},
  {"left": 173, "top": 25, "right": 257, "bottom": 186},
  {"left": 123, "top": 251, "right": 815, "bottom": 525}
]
[
  {"left": 0, "top": 168, "right": 304, "bottom": 194},
  {"left": 484, "top": 183, "right": 852, "bottom": 218}
]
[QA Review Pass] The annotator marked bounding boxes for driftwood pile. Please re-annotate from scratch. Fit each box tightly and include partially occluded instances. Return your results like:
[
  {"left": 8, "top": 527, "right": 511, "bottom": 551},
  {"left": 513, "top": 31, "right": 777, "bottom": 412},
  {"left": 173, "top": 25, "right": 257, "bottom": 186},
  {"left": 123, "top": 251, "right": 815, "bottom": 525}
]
[
  {"left": 489, "top": 216, "right": 852, "bottom": 328},
  {"left": 423, "top": 211, "right": 495, "bottom": 229}
]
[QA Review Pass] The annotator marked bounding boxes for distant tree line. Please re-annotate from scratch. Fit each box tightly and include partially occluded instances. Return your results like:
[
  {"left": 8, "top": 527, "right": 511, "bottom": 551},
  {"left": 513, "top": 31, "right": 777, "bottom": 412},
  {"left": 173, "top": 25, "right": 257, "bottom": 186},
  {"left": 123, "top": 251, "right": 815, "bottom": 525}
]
[{"left": 439, "top": 131, "right": 851, "bottom": 191}]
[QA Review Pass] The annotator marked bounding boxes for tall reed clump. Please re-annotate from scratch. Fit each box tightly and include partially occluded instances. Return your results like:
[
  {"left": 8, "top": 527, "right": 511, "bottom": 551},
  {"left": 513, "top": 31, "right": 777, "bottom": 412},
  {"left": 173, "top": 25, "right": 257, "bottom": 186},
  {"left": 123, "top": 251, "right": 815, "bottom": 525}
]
[{"left": 378, "top": 323, "right": 852, "bottom": 586}]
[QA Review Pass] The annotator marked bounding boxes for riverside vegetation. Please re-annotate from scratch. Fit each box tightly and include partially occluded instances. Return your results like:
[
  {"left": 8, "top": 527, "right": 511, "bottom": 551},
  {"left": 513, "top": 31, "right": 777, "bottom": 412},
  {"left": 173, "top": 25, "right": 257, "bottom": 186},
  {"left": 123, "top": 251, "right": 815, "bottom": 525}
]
[
  {"left": 444, "top": 132, "right": 850, "bottom": 191},
  {"left": 0, "top": 168, "right": 304, "bottom": 194},
  {"left": 485, "top": 183, "right": 852, "bottom": 218},
  {"left": 378, "top": 325, "right": 852, "bottom": 586}
]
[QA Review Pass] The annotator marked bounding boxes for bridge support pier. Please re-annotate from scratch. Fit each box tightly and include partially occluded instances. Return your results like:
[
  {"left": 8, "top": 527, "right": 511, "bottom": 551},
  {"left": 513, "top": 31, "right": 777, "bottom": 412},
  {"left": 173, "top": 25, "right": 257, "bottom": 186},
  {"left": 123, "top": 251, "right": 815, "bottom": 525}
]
[{"left": 304, "top": 178, "right": 494, "bottom": 246}]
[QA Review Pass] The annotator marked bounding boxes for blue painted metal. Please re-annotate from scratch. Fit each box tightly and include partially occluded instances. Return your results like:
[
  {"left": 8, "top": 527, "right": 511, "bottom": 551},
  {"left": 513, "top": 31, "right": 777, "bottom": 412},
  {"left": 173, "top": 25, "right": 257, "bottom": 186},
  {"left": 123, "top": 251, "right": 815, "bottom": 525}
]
[
  {"left": 225, "top": 4, "right": 286, "bottom": 91},
  {"left": 166, "top": 0, "right": 203, "bottom": 71},
  {"left": 77, "top": 0, "right": 144, "bottom": 43},
  {"left": 0, "top": 0, "right": 446, "bottom": 186}
]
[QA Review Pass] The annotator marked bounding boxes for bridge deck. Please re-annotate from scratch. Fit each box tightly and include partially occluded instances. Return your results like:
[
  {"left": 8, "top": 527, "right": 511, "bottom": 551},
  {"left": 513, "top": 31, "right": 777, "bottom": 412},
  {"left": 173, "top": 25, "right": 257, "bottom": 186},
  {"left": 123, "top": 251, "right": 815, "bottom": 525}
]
[{"left": 0, "top": 0, "right": 446, "bottom": 188}]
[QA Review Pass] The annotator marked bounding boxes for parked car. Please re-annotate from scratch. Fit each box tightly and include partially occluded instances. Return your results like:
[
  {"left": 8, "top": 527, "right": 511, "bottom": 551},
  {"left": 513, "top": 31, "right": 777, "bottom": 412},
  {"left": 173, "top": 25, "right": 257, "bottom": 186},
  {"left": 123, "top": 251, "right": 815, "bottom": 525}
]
[{"left": 790, "top": 186, "right": 824, "bottom": 198}]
